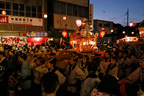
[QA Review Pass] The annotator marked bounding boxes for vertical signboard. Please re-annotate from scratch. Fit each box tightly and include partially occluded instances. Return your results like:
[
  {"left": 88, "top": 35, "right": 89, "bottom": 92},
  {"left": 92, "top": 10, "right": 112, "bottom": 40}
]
[{"left": 89, "top": 4, "right": 93, "bottom": 31}]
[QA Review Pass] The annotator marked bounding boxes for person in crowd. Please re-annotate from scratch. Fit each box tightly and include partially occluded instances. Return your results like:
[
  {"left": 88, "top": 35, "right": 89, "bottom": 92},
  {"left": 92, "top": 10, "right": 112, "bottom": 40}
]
[
  {"left": 30, "top": 57, "right": 44, "bottom": 96},
  {"left": 41, "top": 72, "right": 60, "bottom": 96},
  {"left": 19, "top": 53, "right": 32, "bottom": 96},
  {"left": 8, "top": 50, "right": 18, "bottom": 72},
  {"left": 65, "top": 56, "right": 84, "bottom": 95},
  {"left": 120, "top": 58, "right": 144, "bottom": 85},
  {"left": 138, "top": 80, "right": 144, "bottom": 96},
  {"left": 138, "top": 46, "right": 144, "bottom": 59},
  {"left": 105, "top": 57, "right": 118, "bottom": 77},
  {"left": 0, "top": 51, "right": 9, "bottom": 96},
  {"left": 8, "top": 70, "right": 20, "bottom": 96},
  {"left": 80, "top": 55, "right": 89, "bottom": 75},
  {"left": 112, "top": 42, "right": 118, "bottom": 52},
  {"left": 80, "top": 62, "right": 101, "bottom": 96},
  {"left": 117, "top": 50, "right": 132, "bottom": 79},
  {"left": 91, "top": 75, "right": 119, "bottom": 96},
  {"left": 111, "top": 51, "right": 118, "bottom": 59},
  {"left": 127, "top": 47, "right": 139, "bottom": 73},
  {"left": 99, "top": 50, "right": 111, "bottom": 76}
]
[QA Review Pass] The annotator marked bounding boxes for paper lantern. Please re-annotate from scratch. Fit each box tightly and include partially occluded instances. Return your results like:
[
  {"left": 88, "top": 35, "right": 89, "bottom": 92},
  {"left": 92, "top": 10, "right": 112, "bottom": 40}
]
[
  {"left": 99, "top": 30, "right": 105, "bottom": 38},
  {"left": 76, "top": 19, "right": 82, "bottom": 27},
  {"left": 129, "top": 22, "right": 133, "bottom": 27},
  {"left": 62, "top": 30, "right": 68, "bottom": 38}
]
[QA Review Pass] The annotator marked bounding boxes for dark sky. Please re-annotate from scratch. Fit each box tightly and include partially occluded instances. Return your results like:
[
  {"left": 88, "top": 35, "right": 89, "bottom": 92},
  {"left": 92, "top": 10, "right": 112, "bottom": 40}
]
[{"left": 90, "top": 0, "right": 144, "bottom": 26}]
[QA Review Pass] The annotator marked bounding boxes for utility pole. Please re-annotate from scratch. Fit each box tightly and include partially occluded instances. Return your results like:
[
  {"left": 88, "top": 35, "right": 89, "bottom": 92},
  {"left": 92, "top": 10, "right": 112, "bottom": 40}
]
[{"left": 126, "top": 9, "right": 129, "bottom": 35}]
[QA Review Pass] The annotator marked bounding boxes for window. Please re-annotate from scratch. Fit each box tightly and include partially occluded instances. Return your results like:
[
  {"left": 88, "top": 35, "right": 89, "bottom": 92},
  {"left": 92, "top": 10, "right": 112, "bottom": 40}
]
[
  {"left": 37, "top": 6, "right": 42, "bottom": 13},
  {"left": 78, "top": 6, "right": 83, "bottom": 17},
  {"left": 20, "top": 12, "right": 24, "bottom": 16},
  {"left": 13, "top": 11, "right": 18, "bottom": 16},
  {"left": 6, "top": 10, "right": 11, "bottom": 15},
  {"left": 26, "top": 5, "right": 31, "bottom": 12},
  {"left": 32, "top": 13, "right": 36, "bottom": 17},
  {"left": 73, "top": 5, "right": 77, "bottom": 16},
  {"left": 32, "top": 6, "right": 36, "bottom": 13},
  {"left": 60, "top": 2, "right": 66, "bottom": 15},
  {"left": 54, "top": 1, "right": 59, "bottom": 13},
  {"left": 6, "top": 2, "right": 11, "bottom": 9},
  {"left": 99, "top": 24, "right": 102, "bottom": 27},
  {"left": 19, "top": 4, "right": 24, "bottom": 11},
  {"left": 67, "top": 3, "right": 73, "bottom": 16},
  {"left": 104, "top": 24, "right": 107, "bottom": 27},
  {"left": 0, "top": 1, "right": 5, "bottom": 9},
  {"left": 107, "top": 23, "right": 110, "bottom": 27},
  {"left": 38, "top": 13, "right": 42, "bottom": 18},
  {"left": 84, "top": 7, "right": 88, "bottom": 18},
  {"left": 13, "top": 3, "right": 18, "bottom": 10},
  {"left": 26, "top": 12, "right": 31, "bottom": 17}
]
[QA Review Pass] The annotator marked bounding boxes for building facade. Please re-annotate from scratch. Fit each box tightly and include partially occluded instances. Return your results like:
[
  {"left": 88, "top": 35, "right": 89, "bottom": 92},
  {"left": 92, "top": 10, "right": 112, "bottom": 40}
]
[
  {"left": 0, "top": 0, "right": 48, "bottom": 37},
  {"left": 47, "top": 0, "right": 89, "bottom": 32},
  {"left": 94, "top": 19, "right": 117, "bottom": 42},
  {"left": 94, "top": 19, "right": 115, "bottom": 34}
]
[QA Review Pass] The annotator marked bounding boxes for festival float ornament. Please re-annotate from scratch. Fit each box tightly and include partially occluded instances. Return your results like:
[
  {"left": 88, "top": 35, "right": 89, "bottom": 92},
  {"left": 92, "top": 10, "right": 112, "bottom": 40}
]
[
  {"left": 99, "top": 30, "right": 105, "bottom": 38},
  {"left": 76, "top": 19, "right": 82, "bottom": 27},
  {"left": 62, "top": 30, "right": 68, "bottom": 38},
  {"left": 80, "top": 29, "right": 87, "bottom": 37}
]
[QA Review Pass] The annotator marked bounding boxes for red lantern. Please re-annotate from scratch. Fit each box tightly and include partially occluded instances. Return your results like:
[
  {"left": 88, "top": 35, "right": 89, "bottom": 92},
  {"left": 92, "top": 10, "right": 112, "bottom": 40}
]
[
  {"left": 99, "top": 30, "right": 105, "bottom": 38},
  {"left": 2, "top": 10, "right": 6, "bottom": 15},
  {"left": 62, "top": 30, "right": 68, "bottom": 38},
  {"left": 129, "top": 22, "right": 133, "bottom": 27}
]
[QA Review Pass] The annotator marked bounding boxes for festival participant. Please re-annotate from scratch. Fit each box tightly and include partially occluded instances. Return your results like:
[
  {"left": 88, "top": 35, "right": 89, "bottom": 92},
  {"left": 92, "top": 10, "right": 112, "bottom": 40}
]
[
  {"left": 138, "top": 46, "right": 144, "bottom": 59},
  {"left": 117, "top": 50, "right": 132, "bottom": 79},
  {"left": 99, "top": 50, "right": 111, "bottom": 76},
  {"left": 127, "top": 47, "right": 139, "bottom": 73},
  {"left": 80, "top": 62, "right": 101, "bottom": 96},
  {"left": 19, "top": 53, "right": 32, "bottom": 96},
  {"left": 65, "top": 56, "right": 84, "bottom": 95},
  {"left": 79, "top": 55, "right": 89, "bottom": 77},
  {"left": 120, "top": 58, "right": 144, "bottom": 84},
  {"left": 41, "top": 72, "right": 60, "bottom": 96},
  {"left": 8, "top": 50, "right": 18, "bottom": 72},
  {"left": 0, "top": 52, "right": 9, "bottom": 96},
  {"left": 91, "top": 75, "right": 119, "bottom": 96},
  {"left": 105, "top": 57, "right": 118, "bottom": 77}
]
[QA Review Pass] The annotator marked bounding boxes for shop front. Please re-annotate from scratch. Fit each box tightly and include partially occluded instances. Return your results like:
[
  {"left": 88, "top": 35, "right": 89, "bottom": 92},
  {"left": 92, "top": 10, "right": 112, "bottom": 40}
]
[{"left": 26, "top": 31, "right": 48, "bottom": 46}]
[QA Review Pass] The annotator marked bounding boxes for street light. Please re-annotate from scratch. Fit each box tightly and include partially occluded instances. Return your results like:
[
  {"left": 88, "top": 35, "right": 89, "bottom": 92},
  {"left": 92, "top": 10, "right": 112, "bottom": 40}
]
[
  {"left": 63, "top": 16, "right": 67, "bottom": 21},
  {"left": 132, "top": 32, "right": 134, "bottom": 34},
  {"left": 123, "top": 31, "right": 125, "bottom": 34},
  {"left": 111, "top": 29, "right": 114, "bottom": 33},
  {"left": 44, "top": 14, "right": 48, "bottom": 19},
  {"left": 2, "top": 10, "right": 6, "bottom": 15}
]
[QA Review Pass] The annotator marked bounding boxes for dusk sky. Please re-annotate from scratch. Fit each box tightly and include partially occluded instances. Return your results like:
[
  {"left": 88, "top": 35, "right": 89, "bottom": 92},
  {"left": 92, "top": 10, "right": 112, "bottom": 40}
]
[{"left": 90, "top": 0, "right": 144, "bottom": 26}]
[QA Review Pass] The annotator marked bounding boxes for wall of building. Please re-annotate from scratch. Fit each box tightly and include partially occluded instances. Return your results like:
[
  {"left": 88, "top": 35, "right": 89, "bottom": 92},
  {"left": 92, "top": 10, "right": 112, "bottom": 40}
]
[
  {"left": 58, "top": 0, "right": 89, "bottom": 7},
  {"left": 54, "top": 14, "right": 86, "bottom": 31},
  {"left": 94, "top": 20, "right": 114, "bottom": 34},
  {"left": 0, "top": 0, "right": 44, "bottom": 36}
]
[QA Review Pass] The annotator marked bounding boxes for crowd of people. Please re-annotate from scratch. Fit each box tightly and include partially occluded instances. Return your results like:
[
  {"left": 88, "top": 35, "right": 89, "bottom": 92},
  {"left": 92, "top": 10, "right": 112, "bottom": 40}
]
[{"left": 0, "top": 42, "right": 144, "bottom": 96}]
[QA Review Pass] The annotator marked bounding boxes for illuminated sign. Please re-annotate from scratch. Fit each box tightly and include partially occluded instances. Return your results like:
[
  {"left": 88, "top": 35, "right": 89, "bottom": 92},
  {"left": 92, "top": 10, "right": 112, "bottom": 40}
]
[
  {"left": 0, "top": 36, "right": 27, "bottom": 44},
  {"left": 27, "top": 31, "right": 48, "bottom": 37}
]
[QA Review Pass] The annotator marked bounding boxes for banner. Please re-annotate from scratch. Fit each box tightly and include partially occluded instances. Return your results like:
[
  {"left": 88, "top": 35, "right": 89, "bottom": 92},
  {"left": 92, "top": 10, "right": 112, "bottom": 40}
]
[
  {"left": 0, "top": 15, "right": 43, "bottom": 26},
  {"left": 27, "top": 31, "right": 48, "bottom": 37},
  {"left": 0, "top": 36, "right": 27, "bottom": 44}
]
